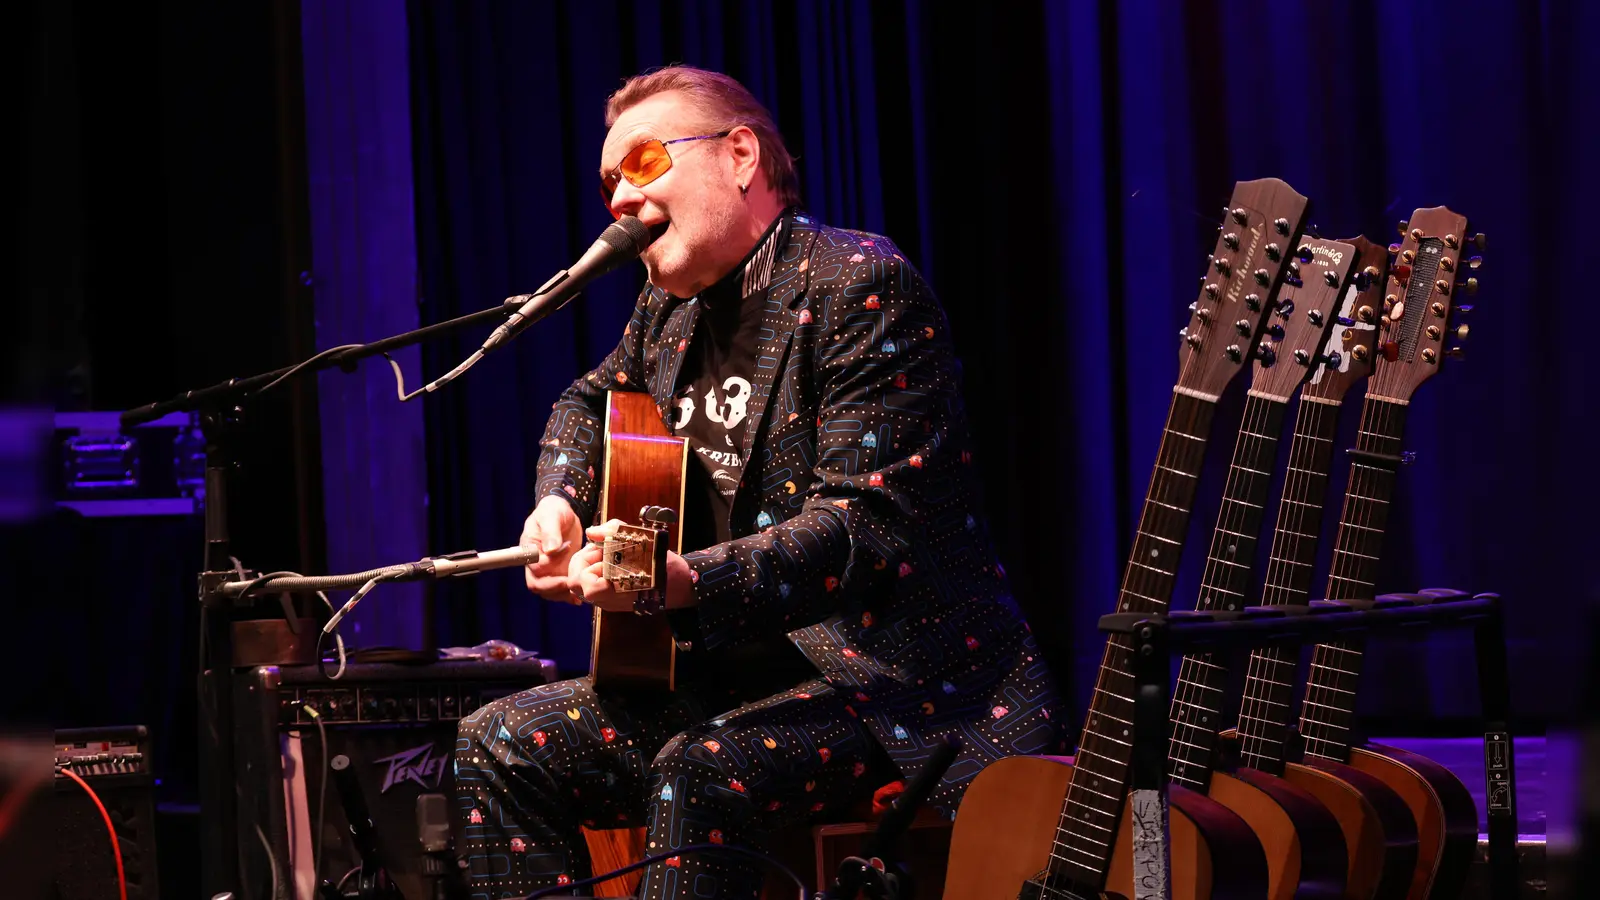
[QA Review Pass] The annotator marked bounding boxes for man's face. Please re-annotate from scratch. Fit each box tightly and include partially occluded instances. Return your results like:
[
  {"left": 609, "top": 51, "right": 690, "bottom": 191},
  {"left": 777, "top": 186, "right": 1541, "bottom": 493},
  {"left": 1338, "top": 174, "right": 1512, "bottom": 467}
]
[{"left": 600, "top": 92, "right": 743, "bottom": 298}]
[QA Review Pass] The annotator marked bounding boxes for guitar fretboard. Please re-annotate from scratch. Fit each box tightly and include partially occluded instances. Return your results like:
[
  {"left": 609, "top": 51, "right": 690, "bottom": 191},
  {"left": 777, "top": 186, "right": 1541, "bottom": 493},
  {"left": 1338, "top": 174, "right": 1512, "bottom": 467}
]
[
  {"left": 1047, "top": 390, "right": 1215, "bottom": 889},
  {"left": 1233, "top": 395, "right": 1344, "bottom": 774},
  {"left": 1168, "top": 392, "right": 1287, "bottom": 791},
  {"left": 1299, "top": 396, "right": 1409, "bottom": 763}
]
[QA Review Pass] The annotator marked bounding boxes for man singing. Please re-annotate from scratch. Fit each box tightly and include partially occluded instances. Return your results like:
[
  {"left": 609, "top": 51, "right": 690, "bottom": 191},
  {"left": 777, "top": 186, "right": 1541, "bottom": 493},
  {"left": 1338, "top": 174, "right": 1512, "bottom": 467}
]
[{"left": 455, "top": 65, "right": 1062, "bottom": 898}]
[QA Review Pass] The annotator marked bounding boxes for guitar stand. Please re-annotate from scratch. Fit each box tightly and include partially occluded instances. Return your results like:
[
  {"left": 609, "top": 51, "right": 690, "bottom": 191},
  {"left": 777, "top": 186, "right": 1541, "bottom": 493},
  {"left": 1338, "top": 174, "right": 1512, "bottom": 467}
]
[{"left": 1100, "top": 590, "right": 1519, "bottom": 900}]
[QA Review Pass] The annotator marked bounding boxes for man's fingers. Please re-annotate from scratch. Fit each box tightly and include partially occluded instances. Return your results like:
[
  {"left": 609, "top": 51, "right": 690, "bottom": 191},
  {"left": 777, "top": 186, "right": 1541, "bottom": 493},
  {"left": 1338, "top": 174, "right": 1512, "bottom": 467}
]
[{"left": 585, "top": 518, "right": 627, "bottom": 542}]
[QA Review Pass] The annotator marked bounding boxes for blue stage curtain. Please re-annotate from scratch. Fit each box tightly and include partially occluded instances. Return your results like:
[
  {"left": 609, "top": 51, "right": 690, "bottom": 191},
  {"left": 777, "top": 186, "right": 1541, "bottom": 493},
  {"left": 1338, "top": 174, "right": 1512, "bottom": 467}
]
[{"left": 403, "top": 0, "right": 1596, "bottom": 725}]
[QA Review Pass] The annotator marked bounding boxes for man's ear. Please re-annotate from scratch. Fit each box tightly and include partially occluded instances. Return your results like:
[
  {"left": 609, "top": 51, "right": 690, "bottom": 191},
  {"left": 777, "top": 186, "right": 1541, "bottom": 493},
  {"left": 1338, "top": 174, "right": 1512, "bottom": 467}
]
[{"left": 726, "top": 125, "right": 762, "bottom": 189}]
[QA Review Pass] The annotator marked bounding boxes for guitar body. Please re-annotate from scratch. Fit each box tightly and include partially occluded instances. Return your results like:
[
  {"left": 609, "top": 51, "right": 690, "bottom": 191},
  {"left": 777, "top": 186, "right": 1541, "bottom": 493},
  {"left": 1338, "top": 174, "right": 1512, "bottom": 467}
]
[
  {"left": 1348, "top": 743, "right": 1477, "bottom": 900},
  {"left": 1282, "top": 760, "right": 1419, "bottom": 900},
  {"left": 589, "top": 390, "right": 688, "bottom": 692},
  {"left": 944, "top": 756, "right": 1268, "bottom": 900},
  {"left": 1219, "top": 729, "right": 1419, "bottom": 900},
  {"left": 1207, "top": 768, "right": 1348, "bottom": 900}
]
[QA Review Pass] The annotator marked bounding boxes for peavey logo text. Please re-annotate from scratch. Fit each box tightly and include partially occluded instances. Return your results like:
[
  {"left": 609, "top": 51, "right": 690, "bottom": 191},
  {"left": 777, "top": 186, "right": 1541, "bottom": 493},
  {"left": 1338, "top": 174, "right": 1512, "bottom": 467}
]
[{"left": 374, "top": 742, "right": 448, "bottom": 793}]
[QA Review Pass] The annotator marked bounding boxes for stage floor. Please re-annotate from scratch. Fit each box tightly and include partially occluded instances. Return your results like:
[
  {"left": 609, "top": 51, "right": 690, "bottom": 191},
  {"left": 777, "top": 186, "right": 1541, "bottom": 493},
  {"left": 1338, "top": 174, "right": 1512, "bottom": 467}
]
[{"left": 1376, "top": 733, "right": 1574, "bottom": 843}]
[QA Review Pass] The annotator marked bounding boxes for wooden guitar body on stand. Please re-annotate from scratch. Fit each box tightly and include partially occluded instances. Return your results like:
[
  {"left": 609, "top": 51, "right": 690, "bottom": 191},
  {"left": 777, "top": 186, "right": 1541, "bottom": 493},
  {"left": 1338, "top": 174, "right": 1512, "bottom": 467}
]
[
  {"left": 1280, "top": 757, "right": 1419, "bottom": 900},
  {"left": 947, "top": 756, "right": 1266, "bottom": 900},
  {"left": 1217, "top": 727, "right": 1419, "bottom": 900},
  {"left": 1204, "top": 768, "right": 1349, "bottom": 899},
  {"left": 1347, "top": 744, "right": 1479, "bottom": 900}
]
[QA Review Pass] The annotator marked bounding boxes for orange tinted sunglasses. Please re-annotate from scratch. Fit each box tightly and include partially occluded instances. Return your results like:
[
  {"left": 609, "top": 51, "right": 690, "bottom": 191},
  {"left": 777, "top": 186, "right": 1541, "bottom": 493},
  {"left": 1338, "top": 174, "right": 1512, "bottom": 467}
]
[{"left": 599, "top": 132, "right": 731, "bottom": 217}]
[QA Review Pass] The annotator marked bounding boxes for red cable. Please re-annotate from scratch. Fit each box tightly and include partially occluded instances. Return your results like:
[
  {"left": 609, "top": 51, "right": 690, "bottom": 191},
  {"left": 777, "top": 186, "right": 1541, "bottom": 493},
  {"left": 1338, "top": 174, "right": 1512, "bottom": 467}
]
[{"left": 57, "top": 767, "right": 128, "bottom": 900}]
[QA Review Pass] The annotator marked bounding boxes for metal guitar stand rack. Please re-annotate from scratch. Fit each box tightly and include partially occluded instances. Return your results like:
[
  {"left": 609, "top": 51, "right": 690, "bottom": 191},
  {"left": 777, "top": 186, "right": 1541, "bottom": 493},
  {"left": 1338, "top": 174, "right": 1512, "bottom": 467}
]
[{"left": 1099, "top": 590, "right": 1518, "bottom": 900}]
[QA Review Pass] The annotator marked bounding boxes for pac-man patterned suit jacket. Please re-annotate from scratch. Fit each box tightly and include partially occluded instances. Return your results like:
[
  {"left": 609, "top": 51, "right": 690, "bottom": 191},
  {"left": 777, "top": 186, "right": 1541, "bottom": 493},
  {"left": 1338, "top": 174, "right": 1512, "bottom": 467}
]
[{"left": 534, "top": 211, "right": 1064, "bottom": 813}]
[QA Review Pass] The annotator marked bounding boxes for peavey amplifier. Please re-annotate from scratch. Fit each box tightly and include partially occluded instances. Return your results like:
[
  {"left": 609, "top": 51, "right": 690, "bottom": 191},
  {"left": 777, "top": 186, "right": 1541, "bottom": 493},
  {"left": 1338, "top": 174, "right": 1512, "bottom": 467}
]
[
  {"left": 258, "top": 657, "right": 557, "bottom": 900},
  {"left": 53, "top": 725, "right": 160, "bottom": 900}
]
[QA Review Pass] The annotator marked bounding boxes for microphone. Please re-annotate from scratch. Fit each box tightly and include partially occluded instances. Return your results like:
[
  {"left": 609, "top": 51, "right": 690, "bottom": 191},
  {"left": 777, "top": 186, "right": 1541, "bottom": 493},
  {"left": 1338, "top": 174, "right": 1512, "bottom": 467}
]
[
  {"left": 482, "top": 215, "right": 657, "bottom": 353},
  {"left": 415, "top": 542, "right": 569, "bottom": 577}
]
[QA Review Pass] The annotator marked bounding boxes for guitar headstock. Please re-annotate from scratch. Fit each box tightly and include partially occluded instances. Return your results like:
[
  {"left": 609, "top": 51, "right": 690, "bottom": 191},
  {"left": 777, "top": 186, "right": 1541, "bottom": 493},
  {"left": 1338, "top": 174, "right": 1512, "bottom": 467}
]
[
  {"left": 1367, "top": 206, "right": 1482, "bottom": 400},
  {"left": 1248, "top": 236, "right": 1355, "bottom": 400},
  {"left": 1303, "top": 235, "right": 1387, "bottom": 402},
  {"left": 1178, "top": 178, "right": 1310, "bottom": 399},
  {"left": 601, "top": 506, "right": 676, "bottom": 593}
]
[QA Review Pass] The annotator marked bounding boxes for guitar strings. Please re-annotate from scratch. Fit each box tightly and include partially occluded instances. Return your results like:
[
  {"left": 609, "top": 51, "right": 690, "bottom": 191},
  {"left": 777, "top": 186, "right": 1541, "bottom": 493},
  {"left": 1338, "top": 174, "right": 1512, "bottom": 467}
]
[
  {"left": 1169, "top": 390, "right": 1276, "bottom": 786},
  {"left": 1239, "top": 394, "right": 1337, "bottom": 769},
  {"left": 1302, "top": 392, "right": 1404, "bottom": 760},
  {"left": 1052, "top": 385, "right": 1211, "bottom": 881}
]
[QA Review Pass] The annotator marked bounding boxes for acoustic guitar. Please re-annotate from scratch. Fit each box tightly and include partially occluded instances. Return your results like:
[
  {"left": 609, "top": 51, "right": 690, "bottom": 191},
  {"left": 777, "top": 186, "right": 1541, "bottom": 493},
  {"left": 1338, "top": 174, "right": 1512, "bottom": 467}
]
[
  {"left": 1164, "top": 236, "right": 1357, "bottom": 900},
  {"left": 1221, "top": 234, "right": 1421, "bottom": 900},
  {"left": 1293, "top": 209, "right": 1483, "bottom": 900},
  {"left": 946, "top": 178, "right": 1310, "bottom": 900},
  {"left": 573, "top": 390, "right": 691, "bottom": 898},
  {"left": 587, "top": 389, "right": 688, "bottom": 693}
]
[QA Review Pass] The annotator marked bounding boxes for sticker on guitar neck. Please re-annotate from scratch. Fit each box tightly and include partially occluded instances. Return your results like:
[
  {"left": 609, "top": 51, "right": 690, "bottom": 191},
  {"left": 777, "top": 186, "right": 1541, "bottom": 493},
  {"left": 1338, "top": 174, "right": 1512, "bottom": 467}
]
[{"left": 1129, "top": 789, "right": 1171, "bottom": 900}]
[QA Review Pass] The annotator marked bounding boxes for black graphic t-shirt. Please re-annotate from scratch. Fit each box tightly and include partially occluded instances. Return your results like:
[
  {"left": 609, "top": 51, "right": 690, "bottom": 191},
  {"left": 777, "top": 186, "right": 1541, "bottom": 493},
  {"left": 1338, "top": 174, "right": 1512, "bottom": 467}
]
[
  {"left": 672, "top": 287, "right": 763, "bottom": 553},
  {"left": 667, "top": 212, "right": 814, "bottom": 696},
  {"left": 669, "top": 212, "right": 789, "bottom": 553}
]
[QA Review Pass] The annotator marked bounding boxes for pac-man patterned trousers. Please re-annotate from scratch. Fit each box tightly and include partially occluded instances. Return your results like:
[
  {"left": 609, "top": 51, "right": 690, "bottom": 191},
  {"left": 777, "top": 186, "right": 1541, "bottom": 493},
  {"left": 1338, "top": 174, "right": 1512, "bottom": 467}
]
[{"left": 455, "top": 674, "right": 887, "bottom": 899}]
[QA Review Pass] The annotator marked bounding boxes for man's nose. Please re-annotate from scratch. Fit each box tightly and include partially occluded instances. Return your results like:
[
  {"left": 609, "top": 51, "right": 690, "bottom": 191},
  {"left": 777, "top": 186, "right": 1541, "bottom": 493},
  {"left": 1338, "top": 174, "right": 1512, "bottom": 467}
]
[{"left": 609, "top": 177, "right": 647, "bottom": 218}]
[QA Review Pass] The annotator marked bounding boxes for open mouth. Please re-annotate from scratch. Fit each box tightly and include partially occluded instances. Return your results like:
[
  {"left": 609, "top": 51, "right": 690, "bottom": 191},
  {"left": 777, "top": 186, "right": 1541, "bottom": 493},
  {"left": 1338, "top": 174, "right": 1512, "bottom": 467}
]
[{"left": 647, "top": 220, "right": 671, "bottom": 244}]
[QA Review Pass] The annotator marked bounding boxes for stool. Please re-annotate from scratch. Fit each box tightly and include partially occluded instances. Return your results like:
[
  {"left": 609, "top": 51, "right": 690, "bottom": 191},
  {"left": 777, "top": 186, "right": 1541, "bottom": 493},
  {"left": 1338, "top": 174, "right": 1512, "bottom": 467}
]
[{"left": 580, "top": 800, "right": 953, "bottom": 898}]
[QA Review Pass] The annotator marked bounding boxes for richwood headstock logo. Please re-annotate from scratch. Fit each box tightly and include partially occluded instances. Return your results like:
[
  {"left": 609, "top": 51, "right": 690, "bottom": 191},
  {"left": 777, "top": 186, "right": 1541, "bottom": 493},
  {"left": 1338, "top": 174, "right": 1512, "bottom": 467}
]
[
  {"left": 374, "top": 742, "right": 448, "bottom": 793},
  {"left": 1224, "top": 222, "right": 1266, "bottom": 304}
]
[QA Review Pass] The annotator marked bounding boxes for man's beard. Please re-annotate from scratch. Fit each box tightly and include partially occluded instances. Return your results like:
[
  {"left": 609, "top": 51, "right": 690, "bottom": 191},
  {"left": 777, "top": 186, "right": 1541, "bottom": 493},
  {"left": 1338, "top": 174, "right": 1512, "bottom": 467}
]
[{"left": 646, "top": 196, "right": 741, "bottom": 297}]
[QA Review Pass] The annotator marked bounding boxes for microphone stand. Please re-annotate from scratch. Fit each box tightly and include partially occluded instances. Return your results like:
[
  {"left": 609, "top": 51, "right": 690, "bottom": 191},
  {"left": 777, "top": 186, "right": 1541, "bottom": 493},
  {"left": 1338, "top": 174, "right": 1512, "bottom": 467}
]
[
  {"left": 820, "top": 737, "right": 961, "bottom": 900},
  {"left": 122, "top": 301, "right": 518, "bottom": 900}
]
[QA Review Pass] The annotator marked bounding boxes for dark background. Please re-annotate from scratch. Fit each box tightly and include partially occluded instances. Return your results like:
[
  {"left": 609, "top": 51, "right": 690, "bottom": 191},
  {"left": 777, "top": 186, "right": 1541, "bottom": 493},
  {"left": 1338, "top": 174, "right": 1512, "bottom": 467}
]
[{"left": 14, "top": 0, "right": 1594, "bottom": 852}]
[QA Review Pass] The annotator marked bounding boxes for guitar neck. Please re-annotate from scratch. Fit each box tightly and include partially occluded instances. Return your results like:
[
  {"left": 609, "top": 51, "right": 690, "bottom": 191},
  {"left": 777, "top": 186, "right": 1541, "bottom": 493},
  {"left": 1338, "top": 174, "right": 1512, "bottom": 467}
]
[
  {"left": 1168, "top": 392, "right": 1287, "bottom": 791},
  {"left": 1048, "top": 390, "right": 1215, "bottom": 888},
  {"left": 1299, "top": 396, "right": 1410, "bottom": 762},
  {"left": 1232, "top": 393, "right": 1346, "bottom": 774}
]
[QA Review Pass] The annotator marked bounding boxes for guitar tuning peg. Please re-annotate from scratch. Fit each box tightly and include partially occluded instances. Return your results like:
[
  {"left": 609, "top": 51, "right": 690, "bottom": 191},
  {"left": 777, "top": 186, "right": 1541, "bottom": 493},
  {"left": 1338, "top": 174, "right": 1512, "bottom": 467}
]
[
  {"left": 1446, "top": 346, "right": 1467, "bottom": 359},
  {"left": 1452, "top": 323, "right": 1470, "bottom": 341},
  {"left": 1457, "top": 277, "right": 1480, "bottom": 296},
  {"left": 1469, "top": 232, "right": 1487, "bottom": 250},
  {"left": 1465, "top": 255, "right": 1484, "bottom": 270},
  {"left": 1388, "top": 242, "right": 1402, "bottom": 256},
  {"left": 1454, "top": 304, "right": 1475, "bottom": 317},
  {"left": 1396, "top": 219, "right": 1410, "bottom": 236}
]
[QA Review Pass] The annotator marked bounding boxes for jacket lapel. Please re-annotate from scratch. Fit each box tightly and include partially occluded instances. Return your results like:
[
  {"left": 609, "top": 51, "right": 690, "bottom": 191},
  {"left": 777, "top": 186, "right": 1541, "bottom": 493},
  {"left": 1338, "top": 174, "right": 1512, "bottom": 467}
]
[
  {"left": 736, "top": 214, "right": 821, "bottom": 473},
  {"left": 642, "top": 290, "right": 699, "bottom": 427}
]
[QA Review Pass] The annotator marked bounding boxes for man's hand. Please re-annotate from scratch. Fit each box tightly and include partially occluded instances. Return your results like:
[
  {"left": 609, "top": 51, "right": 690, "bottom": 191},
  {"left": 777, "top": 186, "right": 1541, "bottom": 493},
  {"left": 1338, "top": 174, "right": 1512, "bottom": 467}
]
[
  {"left": 522, "top": 496, "right": 584, "bottom": 602},
  {"left": 568, "top": 519, "right": 698, "bottom": 613}
]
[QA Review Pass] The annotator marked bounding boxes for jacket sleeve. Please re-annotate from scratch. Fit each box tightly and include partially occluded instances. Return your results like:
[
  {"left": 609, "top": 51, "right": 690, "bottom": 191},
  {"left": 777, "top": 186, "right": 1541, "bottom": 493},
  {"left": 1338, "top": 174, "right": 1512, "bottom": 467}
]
[
  {"left": 532, "top": 288, "right": 656, "bottom": 524},
  {"left": 680, "top": 244, "right": 961, "bottom": 650}
]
